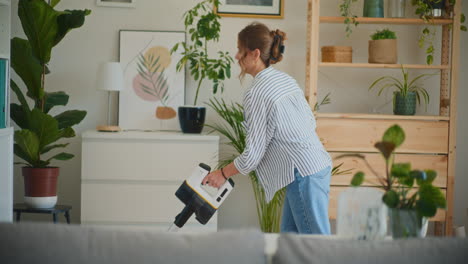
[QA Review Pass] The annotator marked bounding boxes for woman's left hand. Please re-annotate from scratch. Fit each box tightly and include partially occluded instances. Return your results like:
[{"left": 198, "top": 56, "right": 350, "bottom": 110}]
[{"left": 202, "top": 170, "right": 225, "bottom": 188}]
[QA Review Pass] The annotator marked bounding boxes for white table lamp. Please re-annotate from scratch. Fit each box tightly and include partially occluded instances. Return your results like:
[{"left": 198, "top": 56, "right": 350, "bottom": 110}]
[{"left": 96, "top": 62, "right": 124, "bottom": 132}]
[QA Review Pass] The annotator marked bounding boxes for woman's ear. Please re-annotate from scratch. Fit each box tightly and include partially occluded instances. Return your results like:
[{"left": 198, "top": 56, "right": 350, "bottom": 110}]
[{"left": 253, "top": 49, "right": 261, "bottom": 61}]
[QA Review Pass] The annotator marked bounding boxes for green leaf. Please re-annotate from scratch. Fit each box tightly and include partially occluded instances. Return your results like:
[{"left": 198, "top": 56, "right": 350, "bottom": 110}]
[
  {"left": 54, "top": 110, "right": 86, "bottom": 129},
  {"left": 419, "top": 184, "right": 446, "bottom": 209},
  {"left": 351, "top": 171, "right": 365, "bottom": 186},
  {"left": 426, "top": 55, "right": 434, "bottom": 65},
  {"left": 18, "top": 0, "right": 60, "bottom": 64},
  {"left": 47, "top": 152, "right": 74, "bottom": 162},
  {"left": 391, "top": 163, "right": 411, "bottom": 178},
  {"left": 14, "top": 129, "right": 40, "bottom": 165},
  {"left": 10, "top": 37, "right": 43, "bottom": 100},
  {"left": 29, "top": 109, "right": 61, "bottom": 149},
  {"left": 10, "top": 80, "right": 30, "bottom": 111},
  {"left": 383, "top": 190, "right": 399, "bottom": 208},
  {"left": 44, "top": 91, "right": 69, "bottom": 113},
  {"left": 374, "top": 141, "right": 396, "bottom": 160},
  {"left": 382, "top": 124, "right": 405, "bottom": 148},
  {"left": 41, "top": 143, "right": 69, "bottom": 154},
  {"left": 416, "top": 199, "right": 437, "bottom": 217},
  {"left": 50, "top": 0, "right": 60, "bottom": 7},
  {"left": 10, "top": 103, "right": 30, "bottom": 130}
]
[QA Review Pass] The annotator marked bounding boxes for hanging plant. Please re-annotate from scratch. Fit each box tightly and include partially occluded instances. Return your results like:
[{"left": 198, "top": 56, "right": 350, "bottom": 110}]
[
  {"left": 412, "top": 0, "right": 466, "bottom": 65},
  {"left": 340, "top": 0, "right": 359, "bottom": 37}
]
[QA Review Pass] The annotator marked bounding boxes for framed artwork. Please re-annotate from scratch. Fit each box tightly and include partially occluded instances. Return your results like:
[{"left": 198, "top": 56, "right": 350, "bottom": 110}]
[
  {"left": 216, "top": 0, "right": 283, "bottom": 18},
  {"left": 96, "top": 0, "right": 136, "bottom": 8},
  {"left": 119, "top": 30, "right": 185, "bottom": 131}
]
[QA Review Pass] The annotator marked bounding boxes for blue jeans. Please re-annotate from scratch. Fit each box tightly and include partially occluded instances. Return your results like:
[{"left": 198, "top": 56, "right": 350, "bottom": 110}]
[{"left": 280, "top": 166, "right": 331, "bottom": 234}]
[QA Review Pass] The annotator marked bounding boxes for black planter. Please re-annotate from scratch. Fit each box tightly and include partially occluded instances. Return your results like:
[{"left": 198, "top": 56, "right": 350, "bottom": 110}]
[{"left": 178, "top": 106, "right": 206, "bottom": 134}]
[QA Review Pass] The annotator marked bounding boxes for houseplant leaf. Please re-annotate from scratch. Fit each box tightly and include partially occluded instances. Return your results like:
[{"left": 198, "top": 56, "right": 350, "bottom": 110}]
[
  {"left": 14, "top": 129, "right": 40, "bottom": 165},
  {"left": 28, "top": 109, "right": 61, "bottom": 150},
  {"left": 41, "top": 143, "right": 69, "bottom": 154},
  {"left": 54, "top": 110, "right": 87, "bottom": 129},
  {"left": 44, "top": 91, "right": 69, "bottom": 113},
  {"left": 351, "top": 171, "right": 365, "bottom": 186},
  {"left": 382, "top": 124, "right": 405, "bottom": 147},
  {"left": 54, "top": 9, "right": 92, "bottom": 46},
  {"left": 382, "top": 190, "right": 399, "bottom": 208},
  {"left": 374, "top": 141, "right": 395, "bottom": 160},
  {"left": 10, "top": 37, "right": 43, "bottom": 100},
  {"left": 10, "top": 104, "right": 30, "bottom": 130},
  {"left": 391, "top": 163, "right": 411, "bottom": 178},
  {"left": 18, "top": 0, "right": 59, "bottom": 64},
  {"left": 419, "top": 183, "right": 446, "bottom": 209},
  {"left": 47, "top": 152, "right": 74, "bottom": 162}
]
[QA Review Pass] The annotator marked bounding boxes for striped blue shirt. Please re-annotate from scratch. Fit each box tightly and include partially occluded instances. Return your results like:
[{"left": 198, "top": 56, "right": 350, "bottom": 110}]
[{"left": 234, "top": 66, "right": 332, "bottom": 202}]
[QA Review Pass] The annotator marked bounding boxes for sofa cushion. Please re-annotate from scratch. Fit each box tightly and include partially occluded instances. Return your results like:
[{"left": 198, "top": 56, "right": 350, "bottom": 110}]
[
  {"left": 0, "top": 223, "right": 265, "bottom": 264},
  {"left": 273, "top": 234, "right": 468, "bottom": 264}
]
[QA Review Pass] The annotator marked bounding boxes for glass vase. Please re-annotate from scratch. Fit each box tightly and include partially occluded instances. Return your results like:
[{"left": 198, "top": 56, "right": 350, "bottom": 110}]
[
  {"left": 364, "top": 0, "right": 384, "bottom": 18},
  {"left": 389, "top": 209, "right": 428, "bottom": 238},
  {"left": 388, "top": 0, "right": 406, "bottom": 18}
]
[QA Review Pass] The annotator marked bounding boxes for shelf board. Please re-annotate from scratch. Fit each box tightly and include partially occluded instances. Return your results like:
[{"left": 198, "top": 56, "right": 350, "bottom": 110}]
[
  {"left": 320, "top": 16, "right": 453, "bottom": 25},
  {"left": 319, "top": 62, "right": 450, "bottom": 70},
  {"left": 0, "top": 53, "right": 9, "bottom": 59},
  {"left": 317, "top": 113, "right": 450, "bottom": 121},
  {"left": 0, "top": 0, "right": 10, "bottom": 6}
]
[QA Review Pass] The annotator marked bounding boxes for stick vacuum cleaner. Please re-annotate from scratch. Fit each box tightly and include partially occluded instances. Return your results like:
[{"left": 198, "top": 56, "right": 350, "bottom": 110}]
[{"left": 169, "top": 163, "right": 235, "bottom": 231}]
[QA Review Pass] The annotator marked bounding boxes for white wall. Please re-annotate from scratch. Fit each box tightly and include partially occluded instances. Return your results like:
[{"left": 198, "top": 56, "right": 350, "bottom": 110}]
[{"left": 10, "top": 0, "right": 468, "bottom": 230}]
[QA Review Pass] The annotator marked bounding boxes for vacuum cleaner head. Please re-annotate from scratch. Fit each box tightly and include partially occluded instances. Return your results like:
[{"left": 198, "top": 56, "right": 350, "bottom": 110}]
[{"left": 173, "top": 163, "right": 235, "bottom": 229}]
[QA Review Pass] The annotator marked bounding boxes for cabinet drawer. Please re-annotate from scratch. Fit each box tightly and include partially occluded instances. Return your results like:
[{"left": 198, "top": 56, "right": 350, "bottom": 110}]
[
  {"left": 81, "top": 182, "right": 216, "bottom": 226},
  {"left": 328, "top": 186, "right": 446, "bottom": 221},
  {"left": 317, "top": 118, "right": 449, "bottom": 154},
  {"left": 331, "top": 152, "right": 447, "bottom": 188},
  {"left": 82, "top": 139, "right": 218, "bottom": 181}
]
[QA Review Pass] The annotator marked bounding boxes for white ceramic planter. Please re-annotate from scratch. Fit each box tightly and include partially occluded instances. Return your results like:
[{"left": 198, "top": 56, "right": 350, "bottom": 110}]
[{"left": 24, "top": 196, "right": 57, "bottom": 209}]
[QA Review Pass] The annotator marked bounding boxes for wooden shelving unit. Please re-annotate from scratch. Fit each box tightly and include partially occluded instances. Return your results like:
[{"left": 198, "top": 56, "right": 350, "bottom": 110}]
[
  {"left": 319, "top": 62, "right": 450, "bottom": 70},
  {"left": 320, "top": 16, "right": 453, "bottom": 25},
  {"left": 306, "top": 0, "right": 462, "bottom": 236}
]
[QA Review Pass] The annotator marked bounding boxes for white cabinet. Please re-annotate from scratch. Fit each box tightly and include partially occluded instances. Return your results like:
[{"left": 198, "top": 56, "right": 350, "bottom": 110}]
[{"left": 81, "top": 130, "right": 220, "bottom": 231}]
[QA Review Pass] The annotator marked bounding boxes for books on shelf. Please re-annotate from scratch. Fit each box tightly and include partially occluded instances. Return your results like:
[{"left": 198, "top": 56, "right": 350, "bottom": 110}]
[{"left": 0, "top": 58, "right": 8, "bottom": 129}]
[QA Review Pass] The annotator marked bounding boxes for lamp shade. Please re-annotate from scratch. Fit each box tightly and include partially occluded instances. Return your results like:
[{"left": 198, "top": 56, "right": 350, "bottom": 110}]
[{"left": 96, "top": 62, "right": 124, "bottom": 91}]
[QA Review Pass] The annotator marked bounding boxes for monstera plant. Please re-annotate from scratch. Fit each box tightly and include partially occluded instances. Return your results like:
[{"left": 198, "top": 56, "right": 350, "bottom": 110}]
[{"left": 10, "top": 0, "right": 90, "bottom": 208}]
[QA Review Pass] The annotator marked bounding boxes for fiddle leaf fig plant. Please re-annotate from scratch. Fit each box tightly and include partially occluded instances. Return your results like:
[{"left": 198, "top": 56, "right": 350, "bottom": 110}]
[
  {"left": 10, "top": 0, "right": 90, "bottom": 168},
  {"left": 171, "top": 0, "right": 234, "bottom": 105}
]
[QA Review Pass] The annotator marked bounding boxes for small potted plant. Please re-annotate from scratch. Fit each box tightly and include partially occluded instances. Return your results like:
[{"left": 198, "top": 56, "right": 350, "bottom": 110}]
[
  {"left": 10, "top": 0, "right": 90, "bottom": 208},
  {"left": 171, "top": 0, "right": 234, "bottom": 134},
  {"left": 338, "top": 125, "right": 446, "bottom": 238},
  {"left": 368, "top": 28, "right": 398, "bottom": 64},
  {"left": 368, "top": 66, "right": 436, "bottom": 115}
]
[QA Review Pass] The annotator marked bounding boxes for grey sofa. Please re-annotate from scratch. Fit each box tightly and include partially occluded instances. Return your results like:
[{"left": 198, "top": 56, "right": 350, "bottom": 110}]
[{"left": 1, "top": 223, "right": 467, "bottom": 264}]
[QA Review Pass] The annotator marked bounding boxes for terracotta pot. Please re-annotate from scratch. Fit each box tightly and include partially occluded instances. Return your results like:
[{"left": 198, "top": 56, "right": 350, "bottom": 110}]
[
  {"left": 23, "top": 167, "right": 59, "bottom": 208},
  {"left": 368, "top": 39, "right": 397, "bottom": 64}
]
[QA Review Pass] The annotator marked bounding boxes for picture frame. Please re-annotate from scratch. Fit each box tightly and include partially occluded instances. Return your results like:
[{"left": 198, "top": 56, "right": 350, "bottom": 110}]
[
  {"left": 96, "top": 0, "right": 136, "bottom": 8},
  {"left": 119, "top": 30, "right": 185, "bottom": 131},
  {"left": 215, "top": 0, "right": 283, "bottom": 19}
]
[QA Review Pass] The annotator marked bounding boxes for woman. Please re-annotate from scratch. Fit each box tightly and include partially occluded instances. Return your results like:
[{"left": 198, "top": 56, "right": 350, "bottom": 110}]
[{"left": 202, "top": 22, "right": 332, "bottom": 234}]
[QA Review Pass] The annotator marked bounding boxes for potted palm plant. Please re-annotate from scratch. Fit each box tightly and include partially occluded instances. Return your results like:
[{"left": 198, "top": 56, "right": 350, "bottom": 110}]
[
  {"left": 10, "top": 0, "right": 90, "bottom": 208},
  {"left": 338, "top": 125, "right": 446, "bottom": 238},
  {"left": 171, "top": 0, "right": 233, "bottom": 134},
  {"left": 368, "top": 29, "right": 398, "bottom": 64},
  {"left": 368, "top": 66, "right": 436, "bottom": 115}
]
